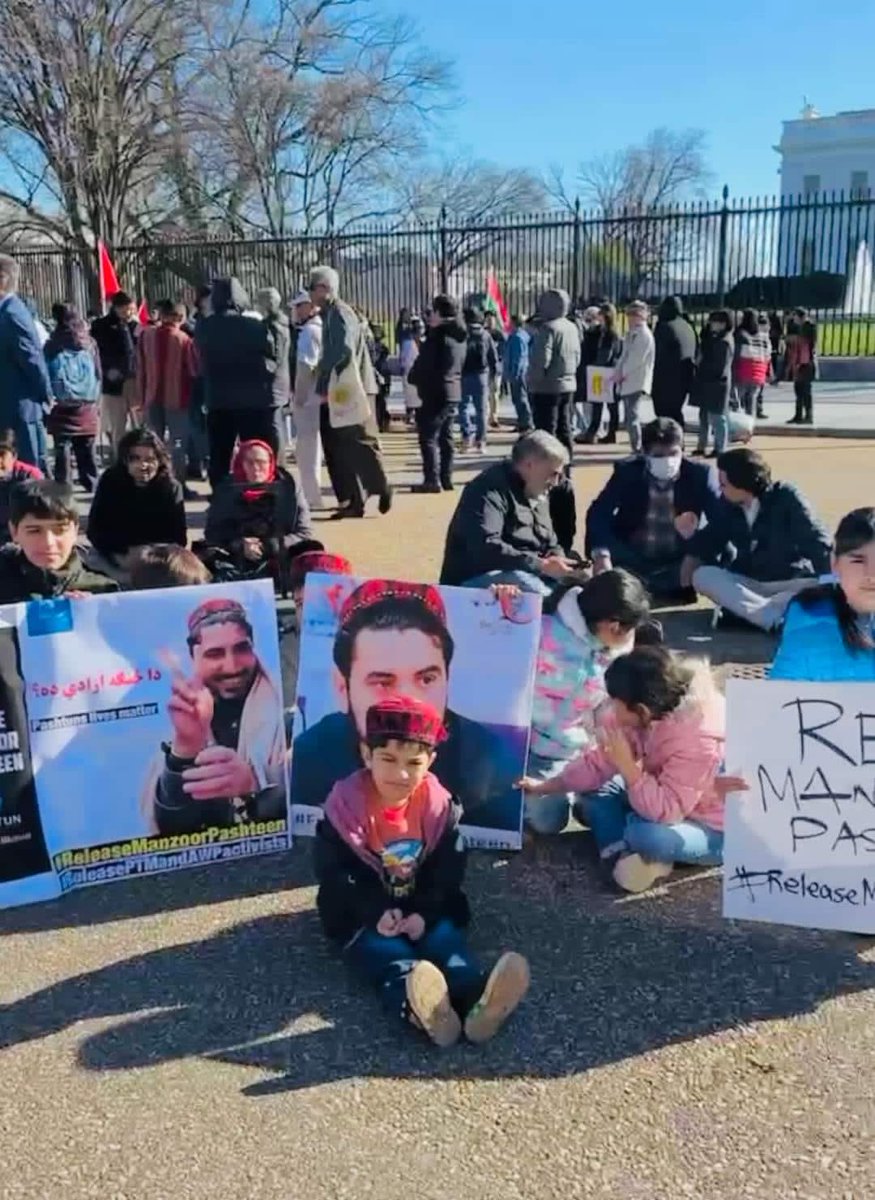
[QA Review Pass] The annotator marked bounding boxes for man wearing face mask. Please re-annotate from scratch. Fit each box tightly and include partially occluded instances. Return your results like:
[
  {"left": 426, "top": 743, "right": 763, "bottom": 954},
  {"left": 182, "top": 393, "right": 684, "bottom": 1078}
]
[{"left": 585, "top": 418, "right": 721, "bottom": 598}]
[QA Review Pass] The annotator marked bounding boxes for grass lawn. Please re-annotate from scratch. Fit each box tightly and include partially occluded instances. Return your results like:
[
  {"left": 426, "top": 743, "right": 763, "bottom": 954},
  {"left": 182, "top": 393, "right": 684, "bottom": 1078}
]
[{"left": 819, "top": 320, "right": 875, "bottom": 356}]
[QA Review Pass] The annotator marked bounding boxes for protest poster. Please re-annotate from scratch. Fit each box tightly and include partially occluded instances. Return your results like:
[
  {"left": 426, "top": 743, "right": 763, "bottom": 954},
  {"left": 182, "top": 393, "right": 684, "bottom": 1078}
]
[
  {"left": 723, "top": 678, "right": 875, "bottom": 934},
  {"left": 290, "top": 575, "right": 541, "bottom": 849},
  {"left": 0, "top": 579, "right": 289, "bottom": 909},
  {"left": 0, "top": 614, "right": 56, "bottom": 910},
  {"left": 586, "top": 366, "right": 615, "bottom": 400}
]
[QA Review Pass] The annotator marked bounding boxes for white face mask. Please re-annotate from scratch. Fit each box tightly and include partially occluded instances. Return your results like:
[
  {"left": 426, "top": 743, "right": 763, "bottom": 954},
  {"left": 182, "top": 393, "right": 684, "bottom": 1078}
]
[{"left": 647, "top": 453, "right": 682, "bottom": 483}]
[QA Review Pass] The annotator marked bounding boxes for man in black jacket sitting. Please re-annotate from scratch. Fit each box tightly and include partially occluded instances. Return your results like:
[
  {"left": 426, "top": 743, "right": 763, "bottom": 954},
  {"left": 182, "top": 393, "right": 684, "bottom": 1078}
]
[
  {"left": 439, "top": 431, "right": 578, "bottom": 594},
  {"left": 683, "top": 446, "right": 830, "bottom": 630},
  {"left": 586, "top": 418, "right": 721, "bottom": 597}
]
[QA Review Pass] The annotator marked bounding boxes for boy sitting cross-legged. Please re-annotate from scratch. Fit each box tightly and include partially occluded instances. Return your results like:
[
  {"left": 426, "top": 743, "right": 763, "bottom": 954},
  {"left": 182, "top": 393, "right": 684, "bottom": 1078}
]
[
  {"left": 0, "top": 479, "right": 117, "bottom": 603},
  {"left": 314, "top": 694, "right": 530, "bottom": 1047}
]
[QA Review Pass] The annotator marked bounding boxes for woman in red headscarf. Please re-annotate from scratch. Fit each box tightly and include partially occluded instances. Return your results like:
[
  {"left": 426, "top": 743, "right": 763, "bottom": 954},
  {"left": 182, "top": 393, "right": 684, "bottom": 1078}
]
[{"left": 202, "top": 439, "right": 318, "bottom": 583}]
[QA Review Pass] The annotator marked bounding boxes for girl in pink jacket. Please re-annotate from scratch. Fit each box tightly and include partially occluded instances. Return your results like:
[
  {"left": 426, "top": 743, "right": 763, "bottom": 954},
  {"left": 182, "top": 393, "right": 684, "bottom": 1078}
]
[{"left": 520, "top": 646, "right": 726, "bottom": 893}]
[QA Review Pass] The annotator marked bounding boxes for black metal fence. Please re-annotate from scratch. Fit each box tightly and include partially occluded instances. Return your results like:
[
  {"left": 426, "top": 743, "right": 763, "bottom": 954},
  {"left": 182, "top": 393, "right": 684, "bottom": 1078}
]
[{"left": 9, "top": 188, "right": 875, "bottom": 355}]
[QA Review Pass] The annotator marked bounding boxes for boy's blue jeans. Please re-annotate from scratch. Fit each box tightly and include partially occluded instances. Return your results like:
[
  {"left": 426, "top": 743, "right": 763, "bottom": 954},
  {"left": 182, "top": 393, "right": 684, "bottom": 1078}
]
[
  {"left": 458, "top": 374, "right": 488, "bottom": 443},
  {"left": 344, "top": 918, "right": 486, "bottom": 1021},
  {"left": 573, "top": 779, "right": 724, "bottom": 864}
]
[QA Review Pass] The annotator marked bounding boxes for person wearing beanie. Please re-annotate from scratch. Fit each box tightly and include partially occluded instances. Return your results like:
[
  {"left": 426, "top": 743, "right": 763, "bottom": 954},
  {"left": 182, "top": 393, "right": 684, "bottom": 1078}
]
[
  {"left": 652, "top": 296, "right": 697, "bottom": 431},
  {"left": 309, "top": 265, "right": 392, "bottom": 518},
  {"left": 408, "top": 294, "right": 468, "bottom": 492},
  {"left": 314, "top": 694, "right": 530, "bottom": 1047}
]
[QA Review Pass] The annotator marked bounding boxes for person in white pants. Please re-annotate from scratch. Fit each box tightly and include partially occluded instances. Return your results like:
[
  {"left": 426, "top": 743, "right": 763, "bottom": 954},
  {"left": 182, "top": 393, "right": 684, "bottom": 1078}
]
[{"left": 291, "top": 292, "right": 324, "bottom": 511}]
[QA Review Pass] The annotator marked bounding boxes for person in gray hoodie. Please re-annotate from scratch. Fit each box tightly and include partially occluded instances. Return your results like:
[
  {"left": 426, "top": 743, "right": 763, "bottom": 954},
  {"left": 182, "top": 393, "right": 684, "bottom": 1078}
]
[
  {"left": 526, "top": 288, "right": 581, "bottom": 465},
  {"left": 194, "top": 277, "right": 277, "bottom": 486}
]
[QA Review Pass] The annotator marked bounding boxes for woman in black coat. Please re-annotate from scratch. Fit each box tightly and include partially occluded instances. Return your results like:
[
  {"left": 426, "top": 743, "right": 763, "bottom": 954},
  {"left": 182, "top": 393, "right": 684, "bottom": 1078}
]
[
  {"left": 87, "top": 428, "right": 187, "bottom": 583},
  {"left": 693, "top": 310, "right": 734, "bottom": 458},
  {"left": 581, "top": 303, "right": 624, "bottom": 444},
  {"left": 203, "top": 438, "right": 317, "bottom": 587}
]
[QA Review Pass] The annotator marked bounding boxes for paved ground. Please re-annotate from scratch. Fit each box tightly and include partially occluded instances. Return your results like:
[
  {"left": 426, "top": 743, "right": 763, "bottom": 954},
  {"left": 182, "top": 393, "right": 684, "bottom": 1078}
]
[{"left": 3, "top": 427, "right": 875, "bottom": 1200}]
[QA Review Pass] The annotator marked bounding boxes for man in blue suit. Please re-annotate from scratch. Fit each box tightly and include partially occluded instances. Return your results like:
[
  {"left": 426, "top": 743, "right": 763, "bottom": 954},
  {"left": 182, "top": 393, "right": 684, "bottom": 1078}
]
[
  {"left": 585, "top": 417, "right": 722, "bottom": 597},
  {"left": 0, "top": 256, "right": 50, "bottom": 470}
]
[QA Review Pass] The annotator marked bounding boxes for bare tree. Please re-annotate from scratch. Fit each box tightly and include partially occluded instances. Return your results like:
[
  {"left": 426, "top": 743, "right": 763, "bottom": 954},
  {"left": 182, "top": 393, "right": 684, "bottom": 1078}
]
[
  {"left": 396, "top": 158, "right": 548, "bottom": 285},
  {"left": 0, "top": 0, "right": 450, "bottom": 258},
  {"left": 169, "top": 2, "right": 450, "bottom": 239},
  {"left": 0, "top": 0, "right": 215, "bottom": 250},
  {"left": 549, "top": 129, "right": 713, "bottom": 294}
]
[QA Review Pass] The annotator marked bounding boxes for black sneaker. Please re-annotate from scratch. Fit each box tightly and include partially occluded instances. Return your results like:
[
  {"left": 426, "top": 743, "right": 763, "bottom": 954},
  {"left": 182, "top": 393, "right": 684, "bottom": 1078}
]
[
  {"left": 378, "top": 486, "right": 394, "bottom": 514},
  {"left": 411, "top": 482, "right": 441, "bottom": 494},
  {"left": 440, "top": 480, "right": 455, "bottom": 492}
]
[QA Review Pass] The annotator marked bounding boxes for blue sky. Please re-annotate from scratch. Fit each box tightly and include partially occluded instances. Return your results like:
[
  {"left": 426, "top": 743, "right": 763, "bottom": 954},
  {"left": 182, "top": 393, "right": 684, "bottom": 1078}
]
[{"left": 413, "top": 0, "right": 875, "bottom": 203}]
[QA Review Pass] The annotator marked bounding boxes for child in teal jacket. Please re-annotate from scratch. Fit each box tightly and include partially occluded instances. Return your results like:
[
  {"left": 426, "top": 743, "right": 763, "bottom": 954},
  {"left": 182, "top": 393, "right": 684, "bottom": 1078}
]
[{"left": 771, "top": 508, "right": 875, "bottom": 682}]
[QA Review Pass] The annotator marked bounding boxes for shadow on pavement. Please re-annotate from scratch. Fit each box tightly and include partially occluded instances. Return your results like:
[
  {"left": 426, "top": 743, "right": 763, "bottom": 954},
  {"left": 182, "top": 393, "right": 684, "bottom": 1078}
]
[
  {"left": 1, "top": 839, "right": 873, "bottom": 1095},
  {"left": 656, "top": 608, "right": 775, "bottom": 667},
  {"left": 0, "top": 852, "right": 300, "bottom": 934}
]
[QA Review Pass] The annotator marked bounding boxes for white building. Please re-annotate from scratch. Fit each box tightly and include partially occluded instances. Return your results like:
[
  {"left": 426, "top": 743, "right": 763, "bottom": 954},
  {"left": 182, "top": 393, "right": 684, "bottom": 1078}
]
[{"left": 775, "top": 106, "right": 875, "bottom": 293}]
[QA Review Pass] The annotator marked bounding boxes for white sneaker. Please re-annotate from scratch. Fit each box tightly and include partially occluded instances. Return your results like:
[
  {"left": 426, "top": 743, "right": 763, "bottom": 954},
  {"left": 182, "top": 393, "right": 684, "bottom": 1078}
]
[
  {"left": 405, "top": 962, "right": 461, "bottom": 1048},
  {"left": 612, "top": 853, "right": 673, "bottom": 893},
  {"left": 475, "top": 441, "right": 487, "bottom": 455},
  {"left": 464, "top": 952, "right": 530, "bottom": 1044}
]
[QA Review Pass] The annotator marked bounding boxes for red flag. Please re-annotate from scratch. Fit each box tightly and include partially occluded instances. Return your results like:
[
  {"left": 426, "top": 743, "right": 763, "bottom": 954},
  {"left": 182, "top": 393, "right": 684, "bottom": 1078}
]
[
  {"left": 97, "top": 241, "right": 121, "bottom": 308},
  {"left": 137, "top": 300, "right": 150, "bottom": 325},
  {"left": 485, "top": 273, "right": 509, "bottom": 332}
]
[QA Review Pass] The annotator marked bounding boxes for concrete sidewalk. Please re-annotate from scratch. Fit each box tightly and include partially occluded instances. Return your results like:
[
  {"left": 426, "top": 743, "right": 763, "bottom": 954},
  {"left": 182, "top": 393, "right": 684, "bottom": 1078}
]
[{"left": 471, "top": 380, "right": 875, "bottom": 438}]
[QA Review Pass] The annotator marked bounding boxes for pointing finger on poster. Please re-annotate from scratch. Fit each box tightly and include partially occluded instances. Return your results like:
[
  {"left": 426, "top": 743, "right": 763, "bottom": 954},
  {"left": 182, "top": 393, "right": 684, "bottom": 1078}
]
[{"left": 181, "top": 745, "right": 257, "bottom": 800}]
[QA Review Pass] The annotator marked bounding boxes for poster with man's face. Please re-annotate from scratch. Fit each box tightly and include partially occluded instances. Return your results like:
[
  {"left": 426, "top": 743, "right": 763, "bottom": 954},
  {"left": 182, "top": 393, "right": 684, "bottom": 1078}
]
[
  {"left": 290, "top": 576, "right": 542, "bottom": 849},
  {"left": 7, "top": 579, "right": 288, "bottom": 905}
]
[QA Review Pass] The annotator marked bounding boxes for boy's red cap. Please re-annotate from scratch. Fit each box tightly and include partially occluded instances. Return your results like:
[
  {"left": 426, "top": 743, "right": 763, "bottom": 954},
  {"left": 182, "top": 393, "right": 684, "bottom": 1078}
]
[
  {"left": 365, "top": 695, "right": 448, "bottom": 748},
  {"left": 339, "top": 580, "right": 446, "bottom": 628}
]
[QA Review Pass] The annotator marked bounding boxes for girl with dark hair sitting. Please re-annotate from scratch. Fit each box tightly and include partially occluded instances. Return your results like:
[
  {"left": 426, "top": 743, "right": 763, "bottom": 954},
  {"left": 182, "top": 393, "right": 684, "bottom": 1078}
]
[
  {"left": 87, "top": 428, "right": 186, "bottom": 583},
  {"left": 520, "top": 569, "right": 653, "bottom": 835},
  {"left": 520, "top": 645, "right": 726, "bottom": 893},
  {"left": 771, "top": 508, "right": 875, "bottom": 680}
]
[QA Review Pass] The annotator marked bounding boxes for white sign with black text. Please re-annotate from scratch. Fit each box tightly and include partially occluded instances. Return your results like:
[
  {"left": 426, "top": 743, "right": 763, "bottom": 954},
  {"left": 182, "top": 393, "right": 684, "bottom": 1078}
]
[{"left": 724, "top": 679, "right": 875, "bottom": 934}]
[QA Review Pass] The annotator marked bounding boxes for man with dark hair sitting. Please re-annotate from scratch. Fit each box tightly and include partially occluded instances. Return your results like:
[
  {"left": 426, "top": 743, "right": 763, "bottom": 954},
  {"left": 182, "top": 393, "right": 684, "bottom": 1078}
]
[
  {"left": 0, "top": 480, "right": 117, "bottom": 602},
  {"left": 683, "top": 446, "right": 831, "bottom": 630},
  {"left": 586, "top": 418, "right": 721, "bottom": 598}
]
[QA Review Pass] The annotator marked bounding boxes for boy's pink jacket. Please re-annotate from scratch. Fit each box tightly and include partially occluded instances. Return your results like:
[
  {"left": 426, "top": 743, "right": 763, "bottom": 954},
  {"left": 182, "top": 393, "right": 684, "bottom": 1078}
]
[
  {"left": 552, "top": 662, "right": 726, "bottom": 830},
  {"left": 323, "top": 769, "right": 452, "bottom": 870}
]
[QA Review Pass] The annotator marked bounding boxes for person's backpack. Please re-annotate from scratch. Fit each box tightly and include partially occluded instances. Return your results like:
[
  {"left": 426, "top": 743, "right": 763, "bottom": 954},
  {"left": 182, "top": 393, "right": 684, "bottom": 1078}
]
[
  {"left": 464, "top": 328, "right": 489, "bottom": 375},
  {"left": 47, "top": 348, "right": 99, "bottom": 405}
]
